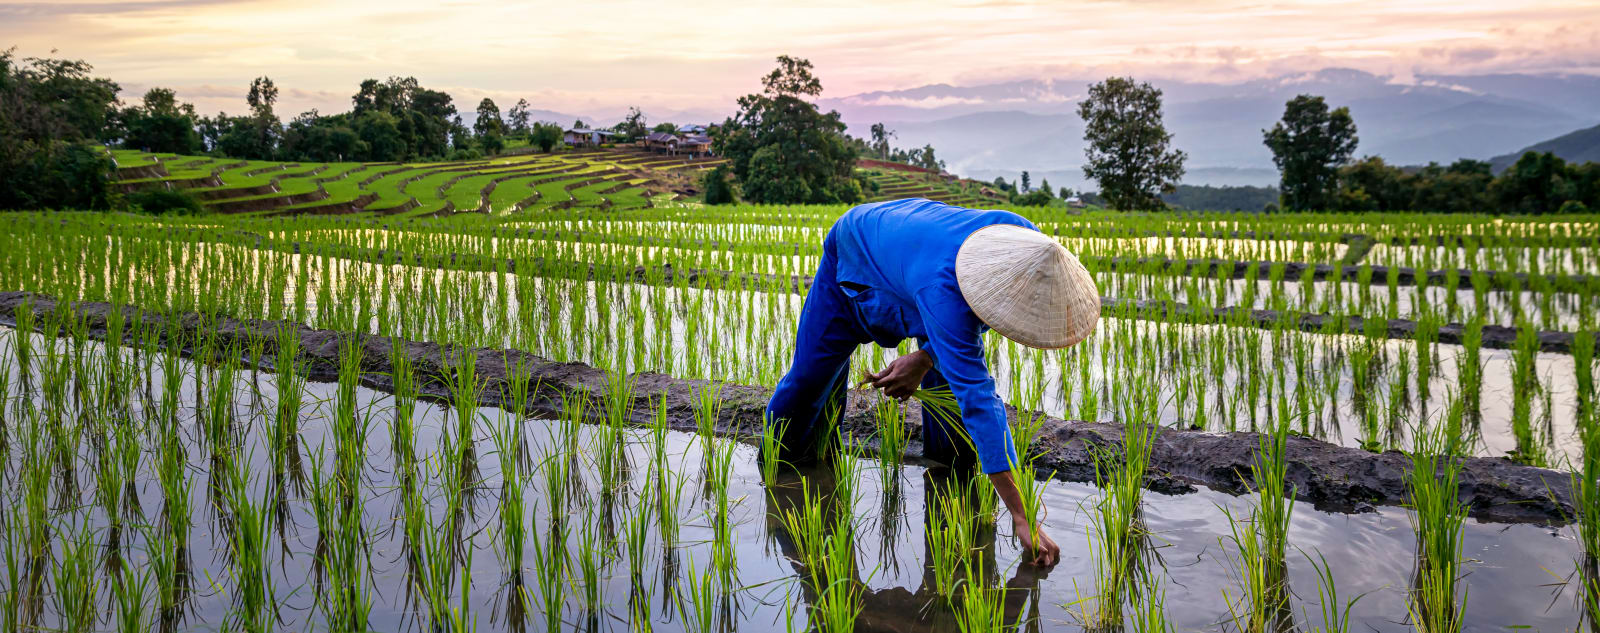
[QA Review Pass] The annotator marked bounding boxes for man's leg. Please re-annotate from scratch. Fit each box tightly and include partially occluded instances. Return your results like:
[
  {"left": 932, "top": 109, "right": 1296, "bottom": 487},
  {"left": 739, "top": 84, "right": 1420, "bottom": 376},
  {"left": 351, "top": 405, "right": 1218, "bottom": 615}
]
[
  {"left": 918, "top": 364, "right": 980, "bottom": 475},
  {"left": 765, "top": 238, "right": 864, "bottom": 466}
]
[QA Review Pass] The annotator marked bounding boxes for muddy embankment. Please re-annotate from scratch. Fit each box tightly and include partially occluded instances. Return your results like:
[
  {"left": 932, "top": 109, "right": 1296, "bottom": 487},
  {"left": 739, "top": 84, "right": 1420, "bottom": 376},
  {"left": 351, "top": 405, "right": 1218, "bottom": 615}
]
[{"left": 0, "top": 290, "right": 1578, "bottom": 524}]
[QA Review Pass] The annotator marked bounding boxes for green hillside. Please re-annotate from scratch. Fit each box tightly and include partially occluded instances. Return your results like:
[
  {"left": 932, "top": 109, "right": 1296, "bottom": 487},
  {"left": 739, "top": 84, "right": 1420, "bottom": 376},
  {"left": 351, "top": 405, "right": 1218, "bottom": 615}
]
[{"left": 1489, "top": 123, "right": 1600, "bottom": 171}]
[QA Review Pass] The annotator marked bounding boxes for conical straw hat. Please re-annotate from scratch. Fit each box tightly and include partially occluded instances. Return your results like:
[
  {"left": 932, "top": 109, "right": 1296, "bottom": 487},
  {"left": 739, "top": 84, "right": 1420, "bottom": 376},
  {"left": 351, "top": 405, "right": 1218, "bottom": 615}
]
[{"left": 954, "top": 224, "right": 1099, "bottom": 349}]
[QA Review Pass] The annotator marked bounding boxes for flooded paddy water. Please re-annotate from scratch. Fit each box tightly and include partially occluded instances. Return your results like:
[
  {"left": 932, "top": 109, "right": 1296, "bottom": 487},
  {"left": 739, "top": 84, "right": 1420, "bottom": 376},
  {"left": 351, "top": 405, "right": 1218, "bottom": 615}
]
[
  {"left": 1, "top": 210, "right": 1597, "bottom": 632},
  {"left": 0, "top": 327, "right": 1591, "bottom": 632}
]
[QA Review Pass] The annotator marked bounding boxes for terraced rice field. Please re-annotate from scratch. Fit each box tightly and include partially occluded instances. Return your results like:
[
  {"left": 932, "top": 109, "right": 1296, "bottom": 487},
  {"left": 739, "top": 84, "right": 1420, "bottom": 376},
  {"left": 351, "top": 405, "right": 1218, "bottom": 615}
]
[
  {"left": 109, "top": 147, "right": 729, "bottom": 217},
  {"left": 860, "top": 167, "right": 1006, "bottom": 208},
  {"left": 0, "top": 203, "right": 1597, "bottom": 632}
]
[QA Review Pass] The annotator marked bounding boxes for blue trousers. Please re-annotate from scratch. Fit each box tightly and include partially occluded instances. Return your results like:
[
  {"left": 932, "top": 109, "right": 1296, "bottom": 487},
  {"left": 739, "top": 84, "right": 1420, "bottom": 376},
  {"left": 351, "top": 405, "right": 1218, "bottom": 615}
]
[{"left": 764, "top": 232, "right": 977, "bottom": 472}]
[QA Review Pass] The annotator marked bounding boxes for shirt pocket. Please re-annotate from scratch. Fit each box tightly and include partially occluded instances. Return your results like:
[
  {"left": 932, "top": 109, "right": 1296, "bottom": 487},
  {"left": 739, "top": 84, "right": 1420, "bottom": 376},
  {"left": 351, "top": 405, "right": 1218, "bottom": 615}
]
[{"left": 840, "top": 283, "right": 910, "bottom": 348}]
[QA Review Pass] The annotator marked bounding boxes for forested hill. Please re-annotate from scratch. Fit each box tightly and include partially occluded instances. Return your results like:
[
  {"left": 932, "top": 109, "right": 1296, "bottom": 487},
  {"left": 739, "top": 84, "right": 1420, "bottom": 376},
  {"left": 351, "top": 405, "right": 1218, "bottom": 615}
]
[{"left": 1490, "top": 124, "right": 1600, "bottom": 172}]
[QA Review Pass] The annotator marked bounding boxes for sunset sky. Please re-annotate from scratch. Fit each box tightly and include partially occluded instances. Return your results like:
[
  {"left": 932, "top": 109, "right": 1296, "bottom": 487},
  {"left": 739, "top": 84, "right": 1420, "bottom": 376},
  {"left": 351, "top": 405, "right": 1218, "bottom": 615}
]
[{"left": 4, "top": 0, "right": 1598, "bottom": 119}]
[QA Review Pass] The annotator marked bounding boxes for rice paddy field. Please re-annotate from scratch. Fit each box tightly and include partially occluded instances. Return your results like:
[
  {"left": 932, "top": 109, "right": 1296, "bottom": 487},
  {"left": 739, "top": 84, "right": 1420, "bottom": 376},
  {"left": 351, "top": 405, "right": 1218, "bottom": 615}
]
[{"left": 0, "top": 180, "right": 1598, "bottom": 632}]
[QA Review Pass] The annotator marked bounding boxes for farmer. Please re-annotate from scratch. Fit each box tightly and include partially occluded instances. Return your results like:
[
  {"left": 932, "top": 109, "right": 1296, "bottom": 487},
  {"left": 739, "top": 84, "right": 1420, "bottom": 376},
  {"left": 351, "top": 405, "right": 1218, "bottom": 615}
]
[{"left": 765, "top": 197, "right": 1100, "bottom": 567}]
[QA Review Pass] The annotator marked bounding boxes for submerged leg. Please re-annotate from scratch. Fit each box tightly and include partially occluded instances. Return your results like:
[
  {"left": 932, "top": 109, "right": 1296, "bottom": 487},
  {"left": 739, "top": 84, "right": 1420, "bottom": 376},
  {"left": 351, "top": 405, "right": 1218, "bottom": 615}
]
[{"left": 765, "top": 237, "right": 865, "bottom": 467}]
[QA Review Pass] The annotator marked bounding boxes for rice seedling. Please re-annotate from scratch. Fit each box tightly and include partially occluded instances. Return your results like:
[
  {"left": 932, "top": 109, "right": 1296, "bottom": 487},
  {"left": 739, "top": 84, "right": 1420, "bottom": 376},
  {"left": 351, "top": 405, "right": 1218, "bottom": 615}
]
[
  {"left": 492, "top": 417, "right": 527, "bottom": 573},
  {"left": 389, "top": 336, "right": 418, "bottom": 478},
  {"left": 216, "top": 451, "right": 276, "bottom": 632},
  {"left": 951, "top": 558, "right": 1009, "bottom": 633},
  {"left": 830, "top": 434, "right": 861, "bottom": 528},
  {"left": 411, "top": 504, "right": 461, "bottom": 631},
  {"left": 595, "top": 360, "right": 634, "bottom": 493},
  {"left": 760, "top": 413, "right": 789, "bottom": 487},
  {"left": 1576, "top": 330, "right": 1596, "bottom": 425},
  {"left": 1010, "top": 457, "right": 1053, "bottom": 558},
  {"left": 811, "top": 516, "right": 864, "bottom": 633},
  {"left": 705, "top": 434, "right": 739, "bottom": 587},
  {"left": 525, "top": 502, "right": 568, "bottom": 633},
  {"left": 112, "top": 561, "right": 153, "bottom": 633},
  {"left": 1084, "top": 415, "right": 1154, "bottom": 627},
  {"left": 927, "top": 480, "right": 974, "bottom": 602},
  {"left": 1457, "top": 320, "right": 1484, "bottom": 425},
  {"left": 1128, "top": 572, "right": 1172, "bottom": 633},
  {"left": 677, "top": 556, "right": 719, "bottom": 633},
  {"left": 1406, "top": 405, "right": 1469, "bottom": 633},
  {"left": 625, "top": 488, "right": 655, "bottom": 585},
  {"left": 685, "top": 378, "right": 719, "bottom": 433},
  {"left": 1301, "top": 548, "right": 1363, "bottom": 633},
  {"left": 53, "top": 521, "right": 100, "bottom": 633},
  {"left": 574, "top": 504, "right": 605, "bottom": 613},
  {"left": 1509, "top": 325, "right": 1547, "bottom": 466}
]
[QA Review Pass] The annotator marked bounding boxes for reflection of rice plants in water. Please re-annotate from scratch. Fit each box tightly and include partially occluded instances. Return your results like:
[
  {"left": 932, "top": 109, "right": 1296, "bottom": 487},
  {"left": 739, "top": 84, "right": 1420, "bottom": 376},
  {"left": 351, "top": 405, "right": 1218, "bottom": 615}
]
[{"left": 1407, "top": 401, "right": 1469, "bottom": 633}]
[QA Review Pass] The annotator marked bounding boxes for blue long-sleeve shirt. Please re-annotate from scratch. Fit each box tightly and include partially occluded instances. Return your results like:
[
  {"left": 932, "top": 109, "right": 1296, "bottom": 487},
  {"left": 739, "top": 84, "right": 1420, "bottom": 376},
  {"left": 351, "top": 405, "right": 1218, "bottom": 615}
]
[{"left": 830, "top": 198, "right": 1037, "bottom": 474}]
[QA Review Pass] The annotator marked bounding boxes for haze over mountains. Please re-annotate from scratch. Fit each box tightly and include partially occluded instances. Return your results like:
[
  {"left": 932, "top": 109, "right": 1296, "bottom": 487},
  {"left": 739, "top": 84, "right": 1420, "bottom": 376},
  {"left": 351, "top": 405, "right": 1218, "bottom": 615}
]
[{"left": 818, "top": 69, "right": 1600, "bottom": 190}]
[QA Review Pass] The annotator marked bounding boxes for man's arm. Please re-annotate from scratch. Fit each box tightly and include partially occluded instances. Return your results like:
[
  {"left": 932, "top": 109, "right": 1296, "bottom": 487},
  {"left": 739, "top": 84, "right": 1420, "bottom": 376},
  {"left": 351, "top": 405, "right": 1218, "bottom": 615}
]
[
  {"left": 989, "top": 470, "right": 1060, "bottom": 566},
  {"left": 913, "top": 285, "right": 1060, "bottom": 567}
]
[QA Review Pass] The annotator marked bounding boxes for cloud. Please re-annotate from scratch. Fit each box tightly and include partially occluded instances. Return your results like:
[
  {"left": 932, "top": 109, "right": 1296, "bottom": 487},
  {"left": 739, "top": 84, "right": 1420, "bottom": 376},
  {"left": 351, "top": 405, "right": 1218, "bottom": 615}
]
[
  {"left": 845, "top": 94, "right": 989, "bottom": 108},
  {"left": 2, "top": 0, "right": 1597, "bottom": 113}
]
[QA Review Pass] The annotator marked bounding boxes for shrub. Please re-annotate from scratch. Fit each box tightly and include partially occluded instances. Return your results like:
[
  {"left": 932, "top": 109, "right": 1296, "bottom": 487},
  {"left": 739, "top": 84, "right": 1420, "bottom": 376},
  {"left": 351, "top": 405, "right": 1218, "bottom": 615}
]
[
  {"left": 127, "top": 187, "right": 204, "bottom": 215},
  {"left": 0, "top": 141, "right": 113, "bottom": 210},
  {"left": 1558, "top": 199, "right": 1589, "bottom": 214},
  {"left": 701, "top": 165, "right": 738, "bottom": 205},
  {"left": 1011, "top": 189, "right": 1054, "bottom": 207}
]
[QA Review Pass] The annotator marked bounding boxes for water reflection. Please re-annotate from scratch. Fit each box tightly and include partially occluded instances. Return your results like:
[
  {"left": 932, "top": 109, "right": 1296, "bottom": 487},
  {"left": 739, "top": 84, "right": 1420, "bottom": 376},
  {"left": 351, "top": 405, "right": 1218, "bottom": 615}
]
[{"left": 765, "top": 465, "right": 1046, "bottom": 632}]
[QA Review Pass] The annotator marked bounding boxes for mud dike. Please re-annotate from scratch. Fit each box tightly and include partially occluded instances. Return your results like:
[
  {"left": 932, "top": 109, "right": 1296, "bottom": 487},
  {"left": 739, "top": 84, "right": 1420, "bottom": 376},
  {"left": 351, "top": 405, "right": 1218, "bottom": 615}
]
[{"left": 0, "top": 290, "right": 1576, "bottom": 525}]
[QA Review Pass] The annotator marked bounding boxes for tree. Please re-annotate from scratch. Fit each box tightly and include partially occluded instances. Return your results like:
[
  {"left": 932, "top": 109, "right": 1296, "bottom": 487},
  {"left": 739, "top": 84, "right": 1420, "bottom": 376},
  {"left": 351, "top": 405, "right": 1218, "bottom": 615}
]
[
  {"left": 278, "top": 110, "right": 364, "bottom": 162},
  {"left": 0, "top": 49, "right": 118, "bottom": 209},
  {"left": 869, "top": 122, "right": 894, "bottom": 160},
  {"left": 209, "top": 76, "right": 282, "bottom": 159},
  {"left": 348, "top": 76, "right": 456, "bottom": 160},
  {"left": 1263, "top": 95, "right": 1358, "bottom": 211},
  {"left": 120, "top": 87, "right": 202, "bottom": 154},
  {"left": 1078, "top": 77, "right": 1187, "bottom": 210},
  {"left": 473, "top": 98, "right": 503, "bottom": 137},
  {"left": 702, "top": 165, "right": 737, "bottom": 204},
  {"left": 1039, "top": 178, "right": 1053, "bottom": 198},
  {"left": 530, "top": 122, "right": 563, "bottom": 152},
  {"left": 246, "top": 76, "right": 277, "bottom": 120},
  {"left": 571, "top": 119, "right": 586, "bottom": 130},
  {"left": 1011, "top": 190, "right": 1053, "bottom": 206},
  {"left": 652, "top": 122, "right": 678, "bottom": 133},
  {"left": 914, "top": 144, "right": 941, "bottom": 171},
  {"left": 1335, "top": 156, "right": 1408, "bottom": 211},
  {"left": 1020, "top": 171, "right": 1031, "bottom": 192},
  {"left": 507, "top": 99, "right": 531, "bottom": 137},
  {"left": 713, "top": 55, "right": 862, "bottom": 205},
  {"left": 1490, "top": 152, "right": 1578, "bottom": 215},
  {"left": 1059, "top": 186, "right": 1073, "bottom": 200},
  {"left": 617, "top": 106, "right": 648, "bottom": 142}
]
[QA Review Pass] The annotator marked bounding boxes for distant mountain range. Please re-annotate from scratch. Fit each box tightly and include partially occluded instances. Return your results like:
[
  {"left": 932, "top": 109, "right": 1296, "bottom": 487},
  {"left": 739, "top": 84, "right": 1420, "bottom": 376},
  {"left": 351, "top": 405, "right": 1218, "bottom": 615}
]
[
  {"left": 820, "top": 68, "right": 1600, "bottom": 189},
  {"left": 1488, "top": 123, "right": 1600, "bottom": 171}
]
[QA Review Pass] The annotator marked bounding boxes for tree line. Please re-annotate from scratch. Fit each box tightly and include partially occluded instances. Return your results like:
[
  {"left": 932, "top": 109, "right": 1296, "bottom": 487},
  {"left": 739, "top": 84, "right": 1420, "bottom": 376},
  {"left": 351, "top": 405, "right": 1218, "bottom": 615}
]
[
  {"left": 1071, "top": 78, "right": 1599, "bottom": 213},
  {"left": 0, "top": 48, "right": 598, "bottom": 210}
]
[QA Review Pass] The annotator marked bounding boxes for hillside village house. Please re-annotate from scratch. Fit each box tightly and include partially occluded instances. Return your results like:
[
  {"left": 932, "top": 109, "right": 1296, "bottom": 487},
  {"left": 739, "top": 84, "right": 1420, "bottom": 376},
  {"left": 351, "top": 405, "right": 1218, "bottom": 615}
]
[
  {"left": 563, "top": 128, "right": 616, "bottom": 147},
  {"left": 641, "top": 125, "right": 713, "bottom": 158}
]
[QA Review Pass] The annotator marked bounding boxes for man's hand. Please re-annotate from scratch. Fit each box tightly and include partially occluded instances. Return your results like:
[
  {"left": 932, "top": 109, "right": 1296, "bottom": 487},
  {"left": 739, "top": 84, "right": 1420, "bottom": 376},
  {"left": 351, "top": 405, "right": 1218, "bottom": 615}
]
[
  {"left": 990, "top": 470, "right": 1061, "bottom": 567},
  {"left": 1013, "top": 513, "right": 1060, "bottom": 567},
  {"left": 859, "top": 350, "right": 934, "bottom": 399}
]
